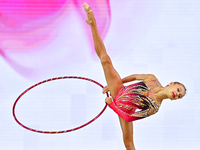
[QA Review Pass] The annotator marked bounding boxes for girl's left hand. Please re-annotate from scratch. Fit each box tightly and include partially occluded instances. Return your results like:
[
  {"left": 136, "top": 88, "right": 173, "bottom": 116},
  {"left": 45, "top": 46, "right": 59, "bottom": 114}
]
[{"left": 102, "top": 86, "right": 109, "bottom": 94}]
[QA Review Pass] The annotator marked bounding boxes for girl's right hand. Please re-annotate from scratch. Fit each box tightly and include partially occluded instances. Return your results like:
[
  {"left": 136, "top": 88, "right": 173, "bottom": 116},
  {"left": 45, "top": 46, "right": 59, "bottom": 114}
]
[{"left": 105, "top": 97, "right": 112, "bottom": 106}]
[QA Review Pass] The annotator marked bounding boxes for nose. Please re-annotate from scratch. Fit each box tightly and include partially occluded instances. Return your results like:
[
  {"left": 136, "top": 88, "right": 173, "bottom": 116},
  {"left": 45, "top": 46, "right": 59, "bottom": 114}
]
[{"left": 175, "top": 93, "right": 178, "bottom": 98}]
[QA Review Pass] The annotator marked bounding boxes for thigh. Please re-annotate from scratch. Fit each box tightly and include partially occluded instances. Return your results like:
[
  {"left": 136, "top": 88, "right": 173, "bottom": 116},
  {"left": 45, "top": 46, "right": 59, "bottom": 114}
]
[
  {"left": 101, "top": 56, "right": 123, "bottom": 98},
  {"left": 118, "top": 116, "right": 133, "bottom": 140},
  {"left": 118, "top": 116, "right": 135, "bottom": 149}
]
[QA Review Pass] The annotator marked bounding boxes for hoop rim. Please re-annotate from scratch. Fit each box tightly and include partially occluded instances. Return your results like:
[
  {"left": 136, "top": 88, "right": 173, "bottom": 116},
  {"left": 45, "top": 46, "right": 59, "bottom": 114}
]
[{"left": 13, "top": 76, "right": 108, "bottom": 134}]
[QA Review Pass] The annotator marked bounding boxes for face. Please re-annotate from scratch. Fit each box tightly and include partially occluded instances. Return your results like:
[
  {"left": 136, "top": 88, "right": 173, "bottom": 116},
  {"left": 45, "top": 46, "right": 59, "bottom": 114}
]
[{"left": 168, "top": 82, "right": 186, "bottom": 100}]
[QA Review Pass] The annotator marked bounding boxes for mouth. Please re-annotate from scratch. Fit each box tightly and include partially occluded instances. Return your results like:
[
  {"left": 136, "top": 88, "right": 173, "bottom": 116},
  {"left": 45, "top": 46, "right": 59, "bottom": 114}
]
[{"left": 172, "top": 92, "right": 176, "bottom": 98}]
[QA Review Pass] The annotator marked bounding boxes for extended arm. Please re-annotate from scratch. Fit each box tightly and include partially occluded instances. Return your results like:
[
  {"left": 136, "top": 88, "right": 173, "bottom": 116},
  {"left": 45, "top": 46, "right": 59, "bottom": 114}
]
[
  {"left": 102, "top": 74, "right": 156, "bottom": 94},
  {"left": 122, "top": 74, "right": 156, "bottom": 84}
]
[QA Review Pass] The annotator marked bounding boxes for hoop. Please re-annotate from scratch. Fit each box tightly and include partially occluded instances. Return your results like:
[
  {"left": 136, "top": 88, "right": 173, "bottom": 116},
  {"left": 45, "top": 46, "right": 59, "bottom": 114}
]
[{"left": 13, "top": 76, "right": 108, "bottom": 134}]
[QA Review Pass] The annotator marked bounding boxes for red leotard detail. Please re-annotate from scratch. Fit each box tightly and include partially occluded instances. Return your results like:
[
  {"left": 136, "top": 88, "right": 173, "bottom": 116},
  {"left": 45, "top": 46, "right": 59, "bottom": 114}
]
[{"left": 109, "top": 81, "right": 160, "bottom": 122}]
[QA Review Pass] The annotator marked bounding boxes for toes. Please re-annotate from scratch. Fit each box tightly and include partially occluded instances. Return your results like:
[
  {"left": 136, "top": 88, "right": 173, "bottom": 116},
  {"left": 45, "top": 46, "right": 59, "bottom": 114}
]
[
  {"left": 83, "top": 3, "right": 93, "bottom": 13},
  {"left": 83, "top": 3, "right": 89, "bottom": 12}
]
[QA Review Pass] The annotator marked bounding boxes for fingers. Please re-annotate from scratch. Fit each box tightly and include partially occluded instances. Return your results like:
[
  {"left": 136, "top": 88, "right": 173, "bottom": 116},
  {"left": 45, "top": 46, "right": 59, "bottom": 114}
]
[
  {"left": 105, "top": 97, "right": 112, "bottom": 105},
  {"left": 102, "top": 86, "right": 109, "bottom": 94}
]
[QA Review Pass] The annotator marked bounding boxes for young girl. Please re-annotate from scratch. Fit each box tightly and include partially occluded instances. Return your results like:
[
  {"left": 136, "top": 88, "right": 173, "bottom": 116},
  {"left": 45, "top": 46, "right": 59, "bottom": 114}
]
[{"left": 83, "top": 3, "right": 186, "bottom": 150}]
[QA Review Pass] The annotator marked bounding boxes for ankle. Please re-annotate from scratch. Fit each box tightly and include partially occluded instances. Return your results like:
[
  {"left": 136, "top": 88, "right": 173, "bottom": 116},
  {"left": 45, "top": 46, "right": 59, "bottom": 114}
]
[
  {"left": 90, "top": 18, "right": 96, "bottom": 26},
  {"left": 87, "top": 17, "right": 96, "bottom": 26}
]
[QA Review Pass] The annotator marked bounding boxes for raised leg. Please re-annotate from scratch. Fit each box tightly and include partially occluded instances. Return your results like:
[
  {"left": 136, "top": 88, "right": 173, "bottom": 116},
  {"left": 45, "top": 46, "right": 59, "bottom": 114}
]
[
  {"left": 83, "top": 3, "right": 123, "bottom": 98},
  {"left": 84, "top": 3, "right": 136, "bottom": 150}
]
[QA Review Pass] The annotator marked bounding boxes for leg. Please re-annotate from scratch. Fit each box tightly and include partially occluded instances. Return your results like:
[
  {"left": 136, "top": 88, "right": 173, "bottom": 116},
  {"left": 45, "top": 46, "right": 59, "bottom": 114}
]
[
  {"left": 84, "top": 4, "right": 135, "bottom": 149},
  {"left": 83, "top": 3, "right": 123, "bottom": 98},
  {"left": 119, "top": 116, "right": 136, "bottom": 150}
]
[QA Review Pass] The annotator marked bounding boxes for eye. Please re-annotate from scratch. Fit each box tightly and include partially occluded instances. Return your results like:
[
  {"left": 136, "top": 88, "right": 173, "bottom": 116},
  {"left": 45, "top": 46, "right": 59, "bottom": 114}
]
[
  {"left": 177, "top": 88, "right": 180, "bottom": 92},
  {"left": 178, "top": 95, "right": 181, "bottom": 98}
]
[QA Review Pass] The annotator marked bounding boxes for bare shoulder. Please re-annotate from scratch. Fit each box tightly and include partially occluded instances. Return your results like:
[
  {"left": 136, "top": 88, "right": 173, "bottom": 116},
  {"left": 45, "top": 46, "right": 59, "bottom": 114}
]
[
  {"left": 125, "top": 74, "right": 158, "bottom": 82},
  {"left": 144, "top": 74, "right": 158, "bottom": 81}
]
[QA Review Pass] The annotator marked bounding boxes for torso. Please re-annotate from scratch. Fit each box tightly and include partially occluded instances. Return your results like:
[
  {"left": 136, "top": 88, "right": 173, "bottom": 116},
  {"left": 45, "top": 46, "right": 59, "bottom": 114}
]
[
  {"left": 111, "top": 81, "right": 161, "bottom": 122},
  {"left": 145, "top": 79, "right": 162, "bottom": 105}
]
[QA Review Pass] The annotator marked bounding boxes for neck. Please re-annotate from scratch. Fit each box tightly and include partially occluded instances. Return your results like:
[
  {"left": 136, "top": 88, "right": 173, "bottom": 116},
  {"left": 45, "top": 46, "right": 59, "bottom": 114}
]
[{"left": 154, "top": 86, "right": 169, "bottom": 103}]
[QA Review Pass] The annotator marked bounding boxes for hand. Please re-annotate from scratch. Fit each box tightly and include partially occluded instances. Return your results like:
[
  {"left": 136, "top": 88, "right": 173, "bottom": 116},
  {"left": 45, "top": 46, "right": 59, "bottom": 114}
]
[
  {"left": 102, "top": 86, "right": 109, "bottom": 94},
  {"left": 105, "top": 97, "right": 112, "bottom": 106}
]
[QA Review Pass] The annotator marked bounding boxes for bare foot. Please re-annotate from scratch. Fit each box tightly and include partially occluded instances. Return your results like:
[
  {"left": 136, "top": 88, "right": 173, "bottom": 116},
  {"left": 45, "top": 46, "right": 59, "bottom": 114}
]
[{"left": 83, "top": 3, "right": 95, "bottom": 25}]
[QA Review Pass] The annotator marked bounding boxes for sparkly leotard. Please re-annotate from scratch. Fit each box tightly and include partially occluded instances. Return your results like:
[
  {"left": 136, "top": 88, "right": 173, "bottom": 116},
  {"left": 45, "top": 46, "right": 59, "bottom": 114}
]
[{"left": 109, "top": 81, "right": 160, "bottom": 122}]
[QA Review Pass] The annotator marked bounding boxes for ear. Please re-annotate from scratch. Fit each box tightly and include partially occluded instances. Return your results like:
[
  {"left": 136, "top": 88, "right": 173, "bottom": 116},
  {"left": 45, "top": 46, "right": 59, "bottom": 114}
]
[{"left": 169, "top": 82, "right": 174, "bottom": 85}]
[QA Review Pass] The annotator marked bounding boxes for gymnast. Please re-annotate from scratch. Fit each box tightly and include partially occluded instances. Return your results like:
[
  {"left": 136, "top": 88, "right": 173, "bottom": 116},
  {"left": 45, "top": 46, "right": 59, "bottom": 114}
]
[{"left": 83, "top": 3, "right": 186, "bottom": 150}]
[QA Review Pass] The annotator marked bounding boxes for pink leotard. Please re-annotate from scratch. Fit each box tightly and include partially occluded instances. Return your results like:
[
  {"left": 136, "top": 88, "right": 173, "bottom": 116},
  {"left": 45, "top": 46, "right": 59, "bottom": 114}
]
[{"left": 109, "top": 81, "right": 160, "bottom": 122}]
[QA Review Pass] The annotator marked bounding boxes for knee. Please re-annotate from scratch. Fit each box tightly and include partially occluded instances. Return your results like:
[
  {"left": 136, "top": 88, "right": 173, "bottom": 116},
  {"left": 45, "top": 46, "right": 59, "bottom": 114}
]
[
  {"left": 124, "top": 140, "right": 135, "bottom": 150},
  {"left": 100, "top": 54, "right": 111, "bottom": 65}
]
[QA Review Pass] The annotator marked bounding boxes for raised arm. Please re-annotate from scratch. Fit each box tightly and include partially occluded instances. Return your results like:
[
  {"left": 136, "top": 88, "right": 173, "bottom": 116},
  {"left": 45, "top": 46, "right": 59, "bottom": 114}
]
[{"left": 122, "top": 74, "right": 156, "bottom": 84}]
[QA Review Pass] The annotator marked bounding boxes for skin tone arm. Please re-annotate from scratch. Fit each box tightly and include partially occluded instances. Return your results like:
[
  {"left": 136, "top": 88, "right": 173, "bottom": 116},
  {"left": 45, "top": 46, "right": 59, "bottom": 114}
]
[
  {"left": 105, "top": 74, "right": 157, "bottom": 106},
  {"left": 122, "top": 74, "right": 156, "bottom": 83},
  {"left": 103, "top": 74, "right": 157, "bottom": 94}
]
